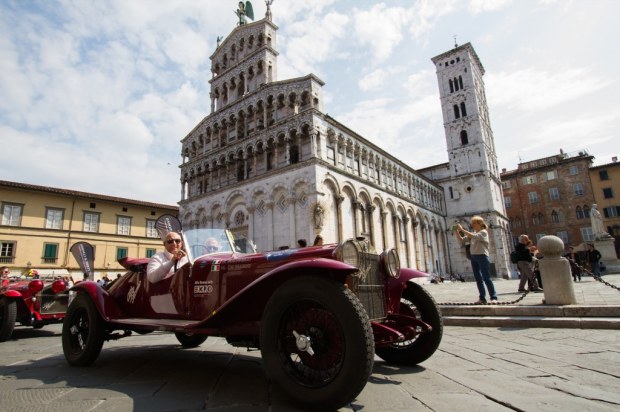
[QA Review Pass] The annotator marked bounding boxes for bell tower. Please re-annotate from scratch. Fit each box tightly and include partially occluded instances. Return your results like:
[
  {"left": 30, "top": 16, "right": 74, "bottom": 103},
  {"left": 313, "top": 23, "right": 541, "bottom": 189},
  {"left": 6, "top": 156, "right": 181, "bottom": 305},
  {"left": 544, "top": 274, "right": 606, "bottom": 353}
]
[{"left": 431, "top": 42, "right": 511, "bottom": 278}]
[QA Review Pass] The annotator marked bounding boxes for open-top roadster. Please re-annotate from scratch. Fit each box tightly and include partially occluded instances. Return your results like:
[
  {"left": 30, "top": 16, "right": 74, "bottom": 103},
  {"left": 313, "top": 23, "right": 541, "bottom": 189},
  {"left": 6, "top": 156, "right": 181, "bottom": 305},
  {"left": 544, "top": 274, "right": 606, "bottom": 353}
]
[
  {"left": 1, "top": 274, "right": 68, "bottom": 342},
  {"left": 62, "top": 215, "right": 442, "bottom": 410}
]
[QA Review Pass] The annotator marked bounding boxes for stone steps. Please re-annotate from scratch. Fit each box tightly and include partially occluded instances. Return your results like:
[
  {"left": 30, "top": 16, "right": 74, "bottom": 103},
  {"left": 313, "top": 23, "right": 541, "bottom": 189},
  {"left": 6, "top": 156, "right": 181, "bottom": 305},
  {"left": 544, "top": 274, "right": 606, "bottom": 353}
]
[{"left": 438, "top": 304, "right": 620, "bottom": 329}]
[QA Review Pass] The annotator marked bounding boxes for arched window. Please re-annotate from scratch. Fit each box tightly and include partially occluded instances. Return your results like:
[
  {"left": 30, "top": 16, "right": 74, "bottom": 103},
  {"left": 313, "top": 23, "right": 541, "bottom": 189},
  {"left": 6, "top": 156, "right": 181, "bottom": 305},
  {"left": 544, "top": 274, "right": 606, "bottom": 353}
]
[
  {"left": 551, "top": 210, "right": 560, "bottom": 223},
  {"left": 584, "top": 205, "right": 591, "bottom": 218},
  {"left": 449, "top": 79, "right": 454, "bottom": 93},
  {"left": 460, "top": 130, "right": 468, "bottom": 145},
  {"left": 538, "top": 213, "right": 545, "bottom": 224},
  {"left": 453, "top": 77, "right": 459, "bottom": 91},
  {"left": 532, "top": 214, "right": 539, "bottom": 225},
  {"left": 458, "top": 75, "right": 464, "bottom": 89},
  {"left": 453, "top": 105, "right": 460, "bottom": 119},
  {"left": 576, "top": 206, "right": 584, "bottom": 219},
  {"left": 460, "top": 102, "right": 467, "bottom": 117}
]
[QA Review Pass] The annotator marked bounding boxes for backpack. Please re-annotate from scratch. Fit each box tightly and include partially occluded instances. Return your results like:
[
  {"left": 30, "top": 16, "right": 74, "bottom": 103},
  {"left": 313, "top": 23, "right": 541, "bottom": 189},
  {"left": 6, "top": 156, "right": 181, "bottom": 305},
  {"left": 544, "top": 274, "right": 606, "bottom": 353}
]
[{"left": 510, "top": 250, "right": 518, "bottom": 264}]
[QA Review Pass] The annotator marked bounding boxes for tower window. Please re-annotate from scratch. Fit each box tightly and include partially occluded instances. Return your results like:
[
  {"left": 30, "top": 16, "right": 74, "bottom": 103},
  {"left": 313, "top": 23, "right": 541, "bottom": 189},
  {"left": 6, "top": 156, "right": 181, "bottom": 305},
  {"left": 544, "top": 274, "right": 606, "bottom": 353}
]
[
  {"left": 453, "top": 105, "right": 460, "bottom": 119},
  {"left": 449, "top": 79, "right": 454, "bottom": 93},
  {"left": 460, "top": 102, "right": 467, "bottom": 117},
  {"left": 460, "top": 130, "right": 468, "bottom": 145},
  {"left": 459, "top": 75, "right": 463, "bottom": 89}
]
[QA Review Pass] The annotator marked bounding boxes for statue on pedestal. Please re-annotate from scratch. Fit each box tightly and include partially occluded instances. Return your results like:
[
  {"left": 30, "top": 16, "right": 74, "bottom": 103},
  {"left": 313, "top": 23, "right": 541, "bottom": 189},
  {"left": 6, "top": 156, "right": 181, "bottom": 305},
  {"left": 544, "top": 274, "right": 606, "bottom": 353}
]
[{"left": 590, "top": 204, "right": 612, "bottom": 240}]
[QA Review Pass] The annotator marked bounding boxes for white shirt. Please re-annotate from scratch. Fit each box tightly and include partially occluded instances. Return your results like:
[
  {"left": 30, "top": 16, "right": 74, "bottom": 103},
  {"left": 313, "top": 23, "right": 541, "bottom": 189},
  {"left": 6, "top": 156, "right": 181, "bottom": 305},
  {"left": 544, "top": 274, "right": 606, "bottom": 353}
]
[{"left": 147, "top": 251, "right": 189, "bottom": 283}]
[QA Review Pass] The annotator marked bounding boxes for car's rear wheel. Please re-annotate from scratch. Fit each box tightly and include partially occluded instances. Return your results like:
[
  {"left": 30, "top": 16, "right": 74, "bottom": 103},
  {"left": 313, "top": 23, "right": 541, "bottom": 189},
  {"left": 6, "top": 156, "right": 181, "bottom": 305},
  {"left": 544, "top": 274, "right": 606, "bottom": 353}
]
[
  {"left": 260, "top": 276, "right": 374, "bottom": 411},
  {"left": 175, "top": 332, "right": 207, "bottom": 348},
  {"left": 62, "top": 294, "right": 106, "bottom": 366},
  {"left": 0, "top": 298, "right": 17, "bottom": 342},
  {"left": 375, "top": 282, "right": 443, "bottom": 365}
]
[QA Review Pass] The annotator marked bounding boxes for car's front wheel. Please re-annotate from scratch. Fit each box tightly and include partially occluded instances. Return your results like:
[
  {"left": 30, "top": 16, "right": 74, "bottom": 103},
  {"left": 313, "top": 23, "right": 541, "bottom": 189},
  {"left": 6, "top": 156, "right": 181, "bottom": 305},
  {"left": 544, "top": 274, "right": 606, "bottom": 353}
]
[
  {"left": 260, "top": 276, "right": 374, "bottom": 411},
  {"left": 62, "top": 294, "right": 106, "bottom": 366},
  {"left": 0, "top": 298, "right": 17, "bottom": 342},
  {"left": 175, "top": 332, "right": 207, "bottom": 348},
  {"left": 375, "top": 282, "right": 443, "bottom": 365}
]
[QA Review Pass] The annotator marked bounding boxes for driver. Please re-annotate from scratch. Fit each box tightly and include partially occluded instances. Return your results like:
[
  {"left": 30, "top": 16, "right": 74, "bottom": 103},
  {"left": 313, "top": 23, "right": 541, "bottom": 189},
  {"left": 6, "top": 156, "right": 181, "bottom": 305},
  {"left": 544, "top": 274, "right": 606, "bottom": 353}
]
[
  {"left": 147, "top": 232, "right": 188, "bottom": 283},
  {"left": 205, "top": 237, "right": 221, "bottom": 253}
]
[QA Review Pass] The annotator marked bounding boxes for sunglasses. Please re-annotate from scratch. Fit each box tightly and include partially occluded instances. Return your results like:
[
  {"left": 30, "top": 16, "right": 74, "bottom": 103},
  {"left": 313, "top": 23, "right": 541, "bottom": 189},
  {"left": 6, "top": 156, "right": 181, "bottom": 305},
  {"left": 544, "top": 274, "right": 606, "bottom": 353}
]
[
  {"left": 166, "top": 239, "right": 182, "bottom": 245},
  {"left": 206, "top": 246, "right": 218, "bottom": 252}
]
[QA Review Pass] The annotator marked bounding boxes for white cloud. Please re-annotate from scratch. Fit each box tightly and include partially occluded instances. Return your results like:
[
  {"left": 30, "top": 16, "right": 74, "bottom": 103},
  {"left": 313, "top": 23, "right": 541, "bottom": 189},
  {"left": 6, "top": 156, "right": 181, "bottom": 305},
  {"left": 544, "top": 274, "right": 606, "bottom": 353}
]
[
  {"left": 487, "top": 68, "right": 609, "bottom": 112},
  {"left": 469, "top": 0, "right": 513, "bottom": 14}
]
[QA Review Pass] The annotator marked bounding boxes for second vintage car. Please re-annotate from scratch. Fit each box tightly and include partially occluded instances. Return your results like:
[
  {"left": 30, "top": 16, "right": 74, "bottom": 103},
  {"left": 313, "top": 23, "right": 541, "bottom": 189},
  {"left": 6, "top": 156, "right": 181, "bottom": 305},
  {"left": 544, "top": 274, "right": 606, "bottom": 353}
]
[{"left": 62, "top": 215, "right": 442, "bottom": 410}]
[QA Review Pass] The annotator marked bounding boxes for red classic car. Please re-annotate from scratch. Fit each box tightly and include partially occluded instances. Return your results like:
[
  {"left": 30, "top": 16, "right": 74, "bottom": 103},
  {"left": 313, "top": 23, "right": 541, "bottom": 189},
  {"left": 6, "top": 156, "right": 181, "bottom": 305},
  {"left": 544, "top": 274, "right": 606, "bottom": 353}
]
[
  {"left": 62, "top": 215, "right": 442, "bottom": 411},
  {"left": 0, "top": 274, "right": 69, "bottom": 341}
]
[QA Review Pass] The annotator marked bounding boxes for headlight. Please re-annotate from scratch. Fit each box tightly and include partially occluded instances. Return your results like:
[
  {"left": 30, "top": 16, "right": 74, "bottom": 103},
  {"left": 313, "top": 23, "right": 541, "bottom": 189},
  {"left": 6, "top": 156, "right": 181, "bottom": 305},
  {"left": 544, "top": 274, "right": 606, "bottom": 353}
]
[
  {"left": 382, "top": 248, "right": 401, "bottom": 278},
  {"left": 336, "top": 239, "right": 361, "bottom": 268}
]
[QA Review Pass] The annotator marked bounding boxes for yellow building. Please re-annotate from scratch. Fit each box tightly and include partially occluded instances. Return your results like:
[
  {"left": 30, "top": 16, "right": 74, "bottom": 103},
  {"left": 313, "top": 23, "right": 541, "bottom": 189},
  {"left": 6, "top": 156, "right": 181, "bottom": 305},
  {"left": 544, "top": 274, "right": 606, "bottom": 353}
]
[
  {"left": 589, "top": 158, "right": 620, "bottom": 256},
  {"left": 0, "top": 180, "right": 178, "bottom": 280}
]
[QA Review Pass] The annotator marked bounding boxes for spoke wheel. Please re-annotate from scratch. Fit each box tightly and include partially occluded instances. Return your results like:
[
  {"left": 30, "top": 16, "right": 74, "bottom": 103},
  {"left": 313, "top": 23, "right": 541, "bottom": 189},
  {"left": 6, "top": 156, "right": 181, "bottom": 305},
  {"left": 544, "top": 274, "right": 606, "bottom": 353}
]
[
  {"left": 62, "top": 294, "right": 106, "bottom": 366},
  {"left": 375, "top": 282, "right": 443, "bottom": 366},
  {"left": 260, "top": 276, "right": 374, "bottom": 410},
  {"left": 0, "top": 298, "right": 17, "bottom": 342},
  {"left": 175, "top": 332, "right": 208, "bottom": 348}
]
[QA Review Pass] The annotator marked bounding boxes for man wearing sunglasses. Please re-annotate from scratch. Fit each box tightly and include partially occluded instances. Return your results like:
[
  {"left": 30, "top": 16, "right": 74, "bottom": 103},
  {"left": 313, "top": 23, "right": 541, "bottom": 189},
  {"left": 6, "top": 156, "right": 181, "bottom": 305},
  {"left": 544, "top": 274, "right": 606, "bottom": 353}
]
[{"left": 147, "top": 232, "right": 188, "bottom": 283}]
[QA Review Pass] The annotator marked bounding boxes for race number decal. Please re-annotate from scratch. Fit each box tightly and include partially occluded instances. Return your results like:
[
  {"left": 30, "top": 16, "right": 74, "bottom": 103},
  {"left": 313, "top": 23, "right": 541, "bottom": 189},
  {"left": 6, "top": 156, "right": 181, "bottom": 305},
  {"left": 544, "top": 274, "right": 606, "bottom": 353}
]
[{"left": 194, "top": 280, "right": 214, "bottom": 296}]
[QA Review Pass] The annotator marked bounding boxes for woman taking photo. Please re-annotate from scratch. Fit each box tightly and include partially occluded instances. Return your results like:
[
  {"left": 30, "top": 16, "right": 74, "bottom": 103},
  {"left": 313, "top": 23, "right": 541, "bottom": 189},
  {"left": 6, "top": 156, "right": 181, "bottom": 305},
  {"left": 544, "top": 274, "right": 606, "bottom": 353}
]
[{"left": 456, "top": 216, "right": 498, "bottom": 304}]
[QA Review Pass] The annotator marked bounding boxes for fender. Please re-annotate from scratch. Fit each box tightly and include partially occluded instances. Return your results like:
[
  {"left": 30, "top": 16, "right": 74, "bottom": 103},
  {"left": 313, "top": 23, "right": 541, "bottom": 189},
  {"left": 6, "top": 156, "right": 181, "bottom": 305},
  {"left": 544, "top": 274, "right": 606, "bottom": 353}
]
[
  {"left": 385, "top": 267, "right": 430, "bottom": 313},
  {"left": 2, "top": 290, "right": 23, "bottom": 298},
  {"left": 202, "top": 258, "right": 358, "bottom": 327},
  {"left": 70, "top": 281, "right": 127, "bottom": 321}
]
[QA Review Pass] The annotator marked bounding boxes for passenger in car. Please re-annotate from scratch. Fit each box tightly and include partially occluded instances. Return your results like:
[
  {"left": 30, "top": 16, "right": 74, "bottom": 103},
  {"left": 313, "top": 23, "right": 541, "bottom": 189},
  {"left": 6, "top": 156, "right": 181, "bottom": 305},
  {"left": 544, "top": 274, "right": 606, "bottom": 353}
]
[{"left": 147, "top": 232, "right": 188, "bottom": 283}]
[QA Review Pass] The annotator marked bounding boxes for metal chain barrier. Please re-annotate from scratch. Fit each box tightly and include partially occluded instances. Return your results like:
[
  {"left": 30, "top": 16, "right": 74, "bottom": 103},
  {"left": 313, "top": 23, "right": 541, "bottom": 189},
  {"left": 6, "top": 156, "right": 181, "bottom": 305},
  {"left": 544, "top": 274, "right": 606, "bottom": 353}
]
[
  {"left": 575, "top": 263, "right": 620, "bottom": 292},
  {"left": 437, "top": 290, "right": 530, "bottom": 306}
]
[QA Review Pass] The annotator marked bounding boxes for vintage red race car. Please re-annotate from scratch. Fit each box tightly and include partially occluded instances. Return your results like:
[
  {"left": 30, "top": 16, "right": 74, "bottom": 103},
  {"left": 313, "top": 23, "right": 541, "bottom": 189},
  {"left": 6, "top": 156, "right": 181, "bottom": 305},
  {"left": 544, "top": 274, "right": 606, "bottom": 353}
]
[
  {"left": 62, "top": 215, "right": 442, "bottom": 410},
  {"left": 1, "top": 275, "right": 69, "bottom": 341}
]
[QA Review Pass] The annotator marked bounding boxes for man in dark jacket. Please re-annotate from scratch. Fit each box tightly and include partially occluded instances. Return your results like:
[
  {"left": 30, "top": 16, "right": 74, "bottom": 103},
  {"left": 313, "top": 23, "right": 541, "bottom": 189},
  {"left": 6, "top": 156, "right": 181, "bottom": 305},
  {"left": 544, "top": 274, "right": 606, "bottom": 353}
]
[
  {"left": 586, "top": 243, "right": 603, "bottom": 276},
  {"left": 515, "top": 234, "right": 542, "bottom": 292}
]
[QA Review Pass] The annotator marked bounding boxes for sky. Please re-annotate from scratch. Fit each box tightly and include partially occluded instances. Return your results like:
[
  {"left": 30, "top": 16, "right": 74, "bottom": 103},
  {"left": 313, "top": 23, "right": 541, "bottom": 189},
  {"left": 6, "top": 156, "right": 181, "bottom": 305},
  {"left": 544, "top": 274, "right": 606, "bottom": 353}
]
[{"left": 1, "top": 0, "right": 619, "bottom": 205}]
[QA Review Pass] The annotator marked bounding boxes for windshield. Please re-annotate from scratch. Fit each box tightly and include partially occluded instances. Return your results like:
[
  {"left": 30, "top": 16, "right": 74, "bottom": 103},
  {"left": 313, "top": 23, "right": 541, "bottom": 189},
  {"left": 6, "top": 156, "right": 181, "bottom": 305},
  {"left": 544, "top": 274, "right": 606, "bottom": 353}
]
[{"left": 182, "top": 228, "right": 255, "bottom": 261}]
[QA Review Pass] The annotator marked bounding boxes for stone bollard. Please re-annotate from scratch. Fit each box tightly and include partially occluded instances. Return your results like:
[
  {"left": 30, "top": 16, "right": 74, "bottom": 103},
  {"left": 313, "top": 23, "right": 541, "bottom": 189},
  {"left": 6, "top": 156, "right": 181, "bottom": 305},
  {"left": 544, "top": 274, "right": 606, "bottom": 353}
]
[{"left": 537, "top": 235, "right": 577, "bottom": 305}]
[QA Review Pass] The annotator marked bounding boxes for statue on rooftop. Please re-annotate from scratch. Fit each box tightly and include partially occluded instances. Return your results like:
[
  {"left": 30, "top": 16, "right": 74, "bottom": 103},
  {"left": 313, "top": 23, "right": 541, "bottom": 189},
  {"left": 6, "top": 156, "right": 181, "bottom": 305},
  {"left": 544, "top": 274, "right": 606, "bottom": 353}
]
[{"left": 235, "top": 1, "right": 254, "bottom": 26}]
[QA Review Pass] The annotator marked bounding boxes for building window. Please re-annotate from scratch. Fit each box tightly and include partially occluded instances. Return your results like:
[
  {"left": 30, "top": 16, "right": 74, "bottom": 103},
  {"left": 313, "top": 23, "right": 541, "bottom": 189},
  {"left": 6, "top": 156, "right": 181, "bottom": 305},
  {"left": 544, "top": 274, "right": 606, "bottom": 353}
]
[
  {"left": 556, "top": 231, "right": 569, "bottom": 244},
  {"left": 502, "top": 180, "right": 511, "bottom": 189},
  {"left": 523, "top": 175, "right": 537, "bottom": 185},
  {"left": 43, "top": 243, "right": 58, "bottom": 264},
  {"left": 603, "top": 188, "right": 613, "bottom": 199},
  {"left": 45, "top": 208, "right": 64, "bottom": 229},
  {"left": 146, "top": 248, "right": 156, "bottom": 258},
  {"left": 266, "top": 151, "right": 274, "bottom": 170},
  {"left": 532, "top": 214, "right": 540, "bottom": 225},
  {"left": 460, "top": 130, "right": 468, "bottom": 145},
  {"left": 584, "top": 204, "right": 591, "bottom": 218},
  {"left": 116, "top": 247, "right": 128, "bottom": 260},
  {"left": 117, "top": 216, "right": 132, "bottom": 236},
  {"left": 549, "top": 187, "right": 560, "bottom": 201},
  {"left": 573, "top": 183, "right": 584, "bottom": 196},
  {"left": 535, "top": 233, "right": 545, "bottom": 242},
  {"left": 1, "top": 242, "right": 16, "bottom": 263},
  {"left": 581, "top": 227, "right": 594, "bottom": 242},
  {"left": 551, "top": 210, "right": 560, "bottom": 223},
  {"left": 504, "top": 197, "right": 512, "bottom": 209},
  {"left": 603, "top": 206, "right": 620, "bottom": 218},
  {"left": 599, "top": 170, "right": 609, "bottom": 180},
  {"left": 576, "top": 206, "right": 584, "bottom": 219},
  {"left": 327, "top": 146, "right": 335, "bottom": 165},
  {"left": 545, "top": 170, "right": 557, "bottom": 181},
  {"left": 146, "top": 219, "right": 158, "bottom": 238},
  {"left": 528, "top": 192, "right": 539, "bottom": 204},
  {"left": 453, "top": 105, "right": 460, "bottom": 119},
  {"left": 84, "top": 212, "right": 100, "bottom": 233},
  {"left": 569, "top": 165, "right": 579, "bottom": 175},
  {"left": 2, "top": 203, "right": 23, "bottom": 226},
  {"left": 460, "top": 102, "right": 467, "bottom": 116}
]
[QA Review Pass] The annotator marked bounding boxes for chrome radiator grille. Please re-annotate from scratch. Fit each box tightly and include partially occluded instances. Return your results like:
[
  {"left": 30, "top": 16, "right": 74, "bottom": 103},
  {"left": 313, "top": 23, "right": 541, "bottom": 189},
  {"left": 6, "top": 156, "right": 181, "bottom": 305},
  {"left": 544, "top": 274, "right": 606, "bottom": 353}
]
[{"left": 349, "top": 253, "right": 386, "bottom": 321}]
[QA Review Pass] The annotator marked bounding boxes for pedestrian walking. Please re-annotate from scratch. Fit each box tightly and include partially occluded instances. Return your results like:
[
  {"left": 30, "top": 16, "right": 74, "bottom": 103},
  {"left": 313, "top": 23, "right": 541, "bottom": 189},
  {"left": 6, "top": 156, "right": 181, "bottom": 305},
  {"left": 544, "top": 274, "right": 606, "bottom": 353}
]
[
  {"left": 515, "top": 235, "right": 542, "bottom": 292},
  {"left": 564, "top": 246, "right": 582, "bottom": 282},
  {"left": 586, "top": 243, "right": 602, "bottom": 276}
]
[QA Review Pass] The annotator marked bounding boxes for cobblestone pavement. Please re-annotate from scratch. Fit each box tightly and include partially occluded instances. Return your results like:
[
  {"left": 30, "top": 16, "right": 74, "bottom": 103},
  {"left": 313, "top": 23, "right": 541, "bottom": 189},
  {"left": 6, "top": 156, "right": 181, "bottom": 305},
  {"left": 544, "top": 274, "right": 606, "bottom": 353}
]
[
  {"left": 424, "top": 273, "right": 620, "bottom": 306},
  {"left": 1, "top": 322, "right": 619, "bottom": 411}
]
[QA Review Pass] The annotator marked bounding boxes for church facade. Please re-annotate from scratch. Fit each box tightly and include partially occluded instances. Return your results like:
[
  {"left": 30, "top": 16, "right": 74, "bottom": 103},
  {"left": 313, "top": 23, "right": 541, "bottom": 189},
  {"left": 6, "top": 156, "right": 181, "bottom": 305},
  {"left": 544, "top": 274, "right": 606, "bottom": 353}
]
[{"left": 178, "top": 8, "right": 509, "bottom": 277}]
